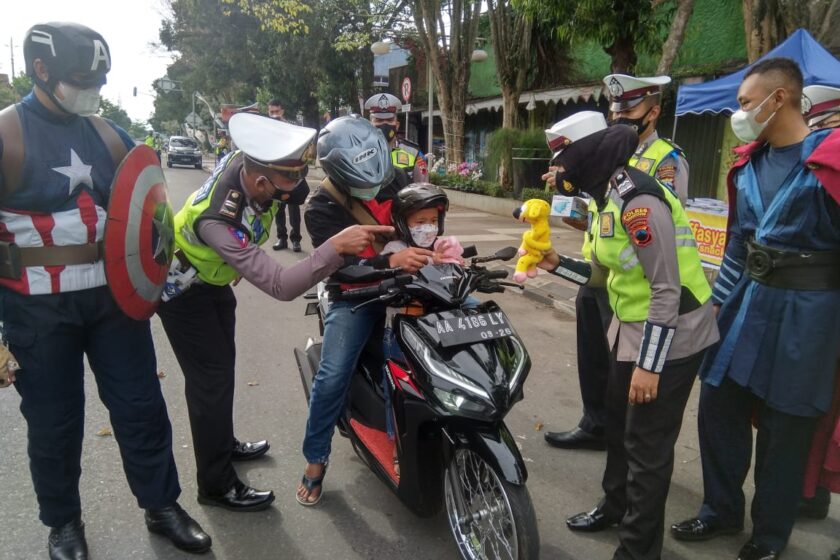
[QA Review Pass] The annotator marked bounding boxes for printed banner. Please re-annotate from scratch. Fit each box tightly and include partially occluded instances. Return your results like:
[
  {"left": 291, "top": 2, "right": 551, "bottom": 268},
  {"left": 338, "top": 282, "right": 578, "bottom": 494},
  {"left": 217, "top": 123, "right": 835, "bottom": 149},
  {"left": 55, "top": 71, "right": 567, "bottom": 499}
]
[{"left": 686, "top": 210, "right": 728, "bottom": 269}]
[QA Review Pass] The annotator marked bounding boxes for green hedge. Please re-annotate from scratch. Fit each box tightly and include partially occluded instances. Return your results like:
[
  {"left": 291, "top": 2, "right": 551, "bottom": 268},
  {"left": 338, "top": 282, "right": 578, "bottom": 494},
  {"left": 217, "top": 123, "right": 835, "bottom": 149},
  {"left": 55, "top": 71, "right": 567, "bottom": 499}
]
[{"left": 520, "top": 187, "right": 553, "bottom": 203}]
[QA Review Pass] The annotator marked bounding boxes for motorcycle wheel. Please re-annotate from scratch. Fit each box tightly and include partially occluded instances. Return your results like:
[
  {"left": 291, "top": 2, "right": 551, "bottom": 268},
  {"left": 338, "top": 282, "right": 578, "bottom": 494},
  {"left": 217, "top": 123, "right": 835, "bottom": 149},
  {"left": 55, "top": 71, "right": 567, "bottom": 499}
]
[{"left": 444, "top": 448, "right": 539, "bottom": 560}]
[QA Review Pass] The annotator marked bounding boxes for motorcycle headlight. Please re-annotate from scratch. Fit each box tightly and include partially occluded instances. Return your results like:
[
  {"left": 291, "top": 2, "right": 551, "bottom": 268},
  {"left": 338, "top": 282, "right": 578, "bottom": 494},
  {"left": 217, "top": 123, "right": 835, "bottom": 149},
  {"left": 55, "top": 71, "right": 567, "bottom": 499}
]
[
  {"left": 400, "top": 323, "right": 490, "bottom": 401},
  {"left": 507, "top": 336, "right": 527, "bottom": 391},
  {"left": 433, "top": 388, "right": 491, "bottom": 414}
]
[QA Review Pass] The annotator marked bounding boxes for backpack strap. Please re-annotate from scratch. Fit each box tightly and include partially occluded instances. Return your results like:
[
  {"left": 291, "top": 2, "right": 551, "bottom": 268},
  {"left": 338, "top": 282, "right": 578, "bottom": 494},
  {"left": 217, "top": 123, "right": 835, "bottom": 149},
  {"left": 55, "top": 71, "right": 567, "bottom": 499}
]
[
  {"left": 0, "top": 104, "right": 24, "bottom": 200},
  {"left": 87, "top": 115, "right": 130, "bottom": 169},
  {"left": 319, "top": 178, "right": 389, "bottom": 253}
]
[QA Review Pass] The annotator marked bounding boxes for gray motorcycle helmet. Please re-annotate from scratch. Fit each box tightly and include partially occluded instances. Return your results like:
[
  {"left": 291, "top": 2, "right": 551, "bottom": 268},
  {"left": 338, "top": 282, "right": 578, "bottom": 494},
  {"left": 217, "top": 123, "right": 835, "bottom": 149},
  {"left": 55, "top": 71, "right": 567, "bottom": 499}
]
[{"left": 317, "top": 115, "right": 395, "bottom": 194}]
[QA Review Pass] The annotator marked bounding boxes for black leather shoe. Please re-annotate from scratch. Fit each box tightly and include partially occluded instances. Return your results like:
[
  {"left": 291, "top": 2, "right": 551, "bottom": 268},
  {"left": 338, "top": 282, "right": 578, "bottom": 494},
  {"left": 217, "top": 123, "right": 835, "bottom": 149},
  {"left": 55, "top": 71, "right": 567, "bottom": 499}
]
[
  {"left": 48, "top": 518, "right": 88, "bottom": 560},
  {"left": 232, "top": 439, "right": 270, "bottom": 461},
  {"left": 273, "top": 238, "right": 288, "bottom": 251},
  {"left": 145, "top": 503, "right": 211, "bottom": 554},
  {"left": 291, "top": 241, "right": 302, "bottom": 253},
  {"left": 797, "top": 487, "right": 830, "bottom": 519},
  {"left": 197, "top": 480, "right": 275, "bottom": 512},
  {"left": 831, "top": 547, "right": 840, "bottom": 560},
  {"left": 737, "top": 540, "right": 779, "bottom": 560},
  {"left": 671, "top": 518, "right": 743, "bottom": 541},
  {"left": 566, "top": 507, "right": 619, "bottom": 532},
  {"left": 545, "top": 427, "right": 606, "bottom": 450}
]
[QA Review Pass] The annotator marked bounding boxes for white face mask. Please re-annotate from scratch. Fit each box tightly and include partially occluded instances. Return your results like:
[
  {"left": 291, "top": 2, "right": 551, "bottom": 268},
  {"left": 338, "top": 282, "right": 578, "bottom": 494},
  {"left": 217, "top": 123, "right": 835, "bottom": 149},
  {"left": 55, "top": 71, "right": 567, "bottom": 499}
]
[
  {"left": 409, "top": 223, "right": 438, "bottom": 248},
  {"left": 54, "top": 82, "right": 102, "bottom": 117},
  {"left": 730, "top": 90, "right": 780, "bottom": 143}
]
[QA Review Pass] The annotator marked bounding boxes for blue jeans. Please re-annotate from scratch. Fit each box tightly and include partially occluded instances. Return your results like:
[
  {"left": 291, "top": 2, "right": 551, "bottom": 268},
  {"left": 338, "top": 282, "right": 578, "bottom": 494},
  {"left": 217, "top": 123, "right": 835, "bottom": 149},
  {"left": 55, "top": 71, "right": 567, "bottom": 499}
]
[{"left": 303, "top": 300, "right": 385, "bottom": 464}]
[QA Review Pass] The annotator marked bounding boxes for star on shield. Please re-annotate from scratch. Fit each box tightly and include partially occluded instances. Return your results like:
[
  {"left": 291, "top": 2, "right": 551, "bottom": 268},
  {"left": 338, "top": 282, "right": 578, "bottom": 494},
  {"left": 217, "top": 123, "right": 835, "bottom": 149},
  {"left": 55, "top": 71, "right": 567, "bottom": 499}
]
[
  {"left": 53, "top": 149, "right": 94, "bottom": 195},
  {"left": 608, "top": 77, "right": 624, "bottom": 98},
  {"left": 152, "top": 203, "right": 175, "bottom": 264}
]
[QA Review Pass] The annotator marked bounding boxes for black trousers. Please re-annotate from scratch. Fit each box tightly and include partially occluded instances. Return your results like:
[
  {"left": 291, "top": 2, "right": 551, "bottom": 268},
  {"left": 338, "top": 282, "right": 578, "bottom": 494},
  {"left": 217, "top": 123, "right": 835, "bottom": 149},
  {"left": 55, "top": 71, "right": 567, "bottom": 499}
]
[
  {"left": 275, "top": 202, "right": 301, "bottom": 243},
  {"left": 575, "top": 285, "right": 613, "bottom": 434},
  {"left": 157, "top": 283, "right": 239, "bottom": 496},
  {"left": 599, "top": 351, "right": 704, "bottom": 560},
  {"left": 3, "top": 287, "right": 180, "bottom": 527},
  {"left": 696, "top": 377, "right": 818, "bottom": 551}
]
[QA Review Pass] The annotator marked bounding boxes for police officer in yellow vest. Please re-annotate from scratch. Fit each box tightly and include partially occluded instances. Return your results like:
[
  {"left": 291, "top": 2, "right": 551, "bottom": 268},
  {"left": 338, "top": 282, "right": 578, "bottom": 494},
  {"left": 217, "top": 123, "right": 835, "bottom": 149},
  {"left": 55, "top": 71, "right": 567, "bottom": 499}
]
[
  {"left": 537, "top": 112, "right": 718, "bottom": 560},
  {"left": 364, "top": 93, "right": 428, "bottom": 182},
  {"left": 544, "top": 74, "right": 691, "bottom": 451},
  {"left": 157, "top": 113, "right": 392, "bottom": 513}
]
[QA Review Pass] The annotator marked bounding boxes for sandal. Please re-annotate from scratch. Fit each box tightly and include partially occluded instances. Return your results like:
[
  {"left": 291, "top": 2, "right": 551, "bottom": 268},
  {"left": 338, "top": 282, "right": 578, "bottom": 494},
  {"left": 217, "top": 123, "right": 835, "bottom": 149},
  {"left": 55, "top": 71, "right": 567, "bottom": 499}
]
[{"left": 296, "top": 463, "right": 328, "bottom": 507}]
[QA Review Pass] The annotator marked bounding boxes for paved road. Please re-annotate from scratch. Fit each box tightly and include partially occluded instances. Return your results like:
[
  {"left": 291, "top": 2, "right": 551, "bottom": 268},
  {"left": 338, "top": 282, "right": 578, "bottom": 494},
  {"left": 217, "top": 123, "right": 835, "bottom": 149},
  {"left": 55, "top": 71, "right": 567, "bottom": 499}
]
[{"left": 1, "top": 165, "right": 837, "bottom": 560}]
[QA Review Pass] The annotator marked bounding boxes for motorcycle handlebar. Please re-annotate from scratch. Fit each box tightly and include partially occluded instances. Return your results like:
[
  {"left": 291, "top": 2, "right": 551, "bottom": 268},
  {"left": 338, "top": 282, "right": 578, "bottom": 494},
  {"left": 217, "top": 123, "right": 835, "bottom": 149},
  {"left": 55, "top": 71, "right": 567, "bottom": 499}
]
[
  {"left": 484, "top": 270, "right": 509, "bottom": 280},
  {"left": 341, "top": 274, "right": 414, "bottom": 300}
]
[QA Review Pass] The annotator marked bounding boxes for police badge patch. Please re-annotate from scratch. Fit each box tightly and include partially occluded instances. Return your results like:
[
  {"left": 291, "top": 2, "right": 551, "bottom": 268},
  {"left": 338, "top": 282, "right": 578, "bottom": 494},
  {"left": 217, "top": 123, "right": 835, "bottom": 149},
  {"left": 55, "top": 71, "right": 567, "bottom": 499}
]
[
  {"left": 599, "top": 212, "right": 615, "bottom": 237},
  {"left": 608, "top": 77, "right": 624, "bottom": 98},
  {"left": 635, "top": 157, "right": 655, "bottom": 173},
  {"left": 219, "top": 190, "right": 242, "bottom": 219}
]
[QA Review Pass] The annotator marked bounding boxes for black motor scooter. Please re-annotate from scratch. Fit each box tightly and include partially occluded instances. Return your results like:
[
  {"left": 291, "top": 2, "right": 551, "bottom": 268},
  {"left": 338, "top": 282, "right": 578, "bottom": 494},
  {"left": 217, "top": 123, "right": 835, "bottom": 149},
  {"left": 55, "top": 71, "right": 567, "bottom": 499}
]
[{"left": 294, "top": 247, "right": 540, "bottom": 560}]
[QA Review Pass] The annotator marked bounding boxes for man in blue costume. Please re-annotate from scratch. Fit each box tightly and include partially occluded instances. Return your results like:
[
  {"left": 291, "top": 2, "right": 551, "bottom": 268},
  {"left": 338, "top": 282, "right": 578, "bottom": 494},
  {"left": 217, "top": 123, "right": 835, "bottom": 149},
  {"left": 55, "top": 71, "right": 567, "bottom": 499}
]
[
  {"left": 0, "top": 22, "right": 211, "bottom": 559},
  {"left": 671, "top": 58, "right": 840, "bottom": 560}
]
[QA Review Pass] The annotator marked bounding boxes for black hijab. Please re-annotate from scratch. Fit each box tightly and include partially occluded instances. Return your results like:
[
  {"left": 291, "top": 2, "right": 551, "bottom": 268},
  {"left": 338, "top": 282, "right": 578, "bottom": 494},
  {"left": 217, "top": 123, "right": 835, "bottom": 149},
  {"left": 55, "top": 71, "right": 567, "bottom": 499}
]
[{"left": 553, "top": 125, "right": 639, "bottom": 203}]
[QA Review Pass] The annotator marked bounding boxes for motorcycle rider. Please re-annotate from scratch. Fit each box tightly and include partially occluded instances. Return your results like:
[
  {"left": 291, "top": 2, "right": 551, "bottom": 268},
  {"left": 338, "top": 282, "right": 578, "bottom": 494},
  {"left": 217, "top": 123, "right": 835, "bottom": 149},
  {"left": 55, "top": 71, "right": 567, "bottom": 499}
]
[
  {"left": 157, "top": 112, "right": 391, "bottom": 513},
  {"left": 0, "top": 22, "right": 210, "bottom": 558},
  {"left": 298, "top": 115, "right": 433, "bottom": 506}
]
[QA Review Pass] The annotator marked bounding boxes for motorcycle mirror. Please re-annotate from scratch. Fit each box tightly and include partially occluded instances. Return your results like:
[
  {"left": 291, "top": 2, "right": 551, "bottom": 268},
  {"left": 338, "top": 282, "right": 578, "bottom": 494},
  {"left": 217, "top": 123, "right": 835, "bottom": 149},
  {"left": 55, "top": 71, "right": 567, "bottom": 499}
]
[
  {"left": 461, "top": 245, "right": 478, "bottom": 259},
  {"left": 495, "top": 247, "right": 519, "bottom": 261}
]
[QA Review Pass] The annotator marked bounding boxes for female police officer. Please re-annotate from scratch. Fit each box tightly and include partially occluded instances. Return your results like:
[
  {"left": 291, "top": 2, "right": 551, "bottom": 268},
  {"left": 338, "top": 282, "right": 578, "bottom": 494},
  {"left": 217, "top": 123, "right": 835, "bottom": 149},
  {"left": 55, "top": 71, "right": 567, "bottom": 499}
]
[{"left": 537, "top": 112, "right": 718, "bottom": 560}]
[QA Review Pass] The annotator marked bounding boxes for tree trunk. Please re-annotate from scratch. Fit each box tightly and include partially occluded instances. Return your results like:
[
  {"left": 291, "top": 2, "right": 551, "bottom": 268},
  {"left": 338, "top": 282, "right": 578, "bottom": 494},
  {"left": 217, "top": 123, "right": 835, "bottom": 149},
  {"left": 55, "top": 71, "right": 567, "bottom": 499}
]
[
  {"left": 742, "top": 0, "right": 785, "bottom": 61},
  {"left": 413, "top": 0, "right": 482, "bottom": 165},
  {"left": 487, "top": 0, "right": 534, "bottom": 131},
  {"left": 657, "top": 0, "right": 696, "bottom": 75},
  {"left": 501, "top": 87, "right": 519, "bottom": 129},
  {"left": 605, "top": 33, "right": 637, "bottom": 74}
]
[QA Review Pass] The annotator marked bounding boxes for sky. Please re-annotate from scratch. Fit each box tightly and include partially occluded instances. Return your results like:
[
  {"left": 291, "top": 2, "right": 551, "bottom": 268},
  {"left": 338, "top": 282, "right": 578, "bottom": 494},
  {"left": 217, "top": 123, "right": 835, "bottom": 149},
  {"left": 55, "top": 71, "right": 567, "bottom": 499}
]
[{"left": 0, "top": 0, "right": 175, "bottom": 123}]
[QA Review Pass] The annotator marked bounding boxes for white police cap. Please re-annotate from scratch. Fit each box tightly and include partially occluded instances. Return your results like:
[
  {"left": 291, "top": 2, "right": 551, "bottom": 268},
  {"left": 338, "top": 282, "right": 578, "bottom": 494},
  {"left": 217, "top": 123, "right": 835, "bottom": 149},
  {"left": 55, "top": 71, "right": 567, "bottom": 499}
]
[
  {"left": 802, "top": 85, "right": 840, "bottom": 126},
  {"left": 228, "top": 112, "right": 316, "bottom": 171},
  {"left": 364, "top": 93, "right": 402, "bottom": 119},
  {"left": 603, "top": 74, "right": 671, "bottom": 112},
  {"left": 545, "top": 111, "right": 608, "bottom": 160}
]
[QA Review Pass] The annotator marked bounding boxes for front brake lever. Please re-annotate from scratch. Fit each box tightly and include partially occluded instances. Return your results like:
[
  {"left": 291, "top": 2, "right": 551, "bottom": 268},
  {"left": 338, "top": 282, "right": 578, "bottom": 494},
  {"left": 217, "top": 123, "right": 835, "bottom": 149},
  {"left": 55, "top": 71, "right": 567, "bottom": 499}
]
[
  {"left": 350, "top": 292, "right": 397, "bottom": 313},
  {"left": 497, "top": 281, "right": 525, "bottom": 290}
]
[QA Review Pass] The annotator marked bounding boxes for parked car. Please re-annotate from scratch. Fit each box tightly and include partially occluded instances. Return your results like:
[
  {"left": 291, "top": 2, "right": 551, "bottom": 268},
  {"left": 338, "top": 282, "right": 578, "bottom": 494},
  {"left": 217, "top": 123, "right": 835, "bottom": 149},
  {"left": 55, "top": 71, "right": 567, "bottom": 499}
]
[{"left": 166, "top": 136, "right": 203, "bottom": 169}]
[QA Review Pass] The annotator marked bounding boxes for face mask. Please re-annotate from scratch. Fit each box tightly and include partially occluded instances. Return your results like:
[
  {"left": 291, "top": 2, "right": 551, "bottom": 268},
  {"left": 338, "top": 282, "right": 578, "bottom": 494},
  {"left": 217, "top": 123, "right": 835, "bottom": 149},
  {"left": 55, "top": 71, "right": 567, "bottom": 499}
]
[
  {"left": 349, "top": 185, "right": 381, "bottom": 201},
  {"left": 409, "top": 223, "right": 438, "bottom": 248},
  {"left": 376, "top": 123, "right": 397, "bottom": 143},
  {"left": 730, "top": 90, "right": 780, "bottom": 142},
  {"left": 609, "top": 107, "right": 653, "bottom": 134},
  {"left": 54, "top": 81, "right": 102, "bottom": 117}
]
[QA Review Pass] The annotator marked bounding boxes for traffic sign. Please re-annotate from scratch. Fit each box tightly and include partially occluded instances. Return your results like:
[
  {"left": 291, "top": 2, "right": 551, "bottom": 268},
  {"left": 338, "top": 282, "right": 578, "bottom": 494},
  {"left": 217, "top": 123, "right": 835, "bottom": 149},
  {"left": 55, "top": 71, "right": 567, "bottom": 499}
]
[{"left": 401, "top": 77, "right": 412, "bottom": 103}]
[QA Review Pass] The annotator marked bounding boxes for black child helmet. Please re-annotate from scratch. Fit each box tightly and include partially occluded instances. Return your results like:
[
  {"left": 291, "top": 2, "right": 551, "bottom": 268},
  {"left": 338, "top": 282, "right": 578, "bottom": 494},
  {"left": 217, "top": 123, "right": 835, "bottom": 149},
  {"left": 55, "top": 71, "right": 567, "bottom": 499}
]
[{"left": 392, "top": 183, "right": 449, "bottom": 244}]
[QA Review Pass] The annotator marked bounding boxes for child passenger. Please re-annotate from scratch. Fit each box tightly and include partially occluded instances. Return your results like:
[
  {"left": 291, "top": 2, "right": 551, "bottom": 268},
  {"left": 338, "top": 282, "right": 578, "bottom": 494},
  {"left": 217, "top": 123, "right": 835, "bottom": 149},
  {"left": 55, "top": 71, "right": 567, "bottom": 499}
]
[{"left": 381, "top": 184, "right": 464, "bottom": 476}]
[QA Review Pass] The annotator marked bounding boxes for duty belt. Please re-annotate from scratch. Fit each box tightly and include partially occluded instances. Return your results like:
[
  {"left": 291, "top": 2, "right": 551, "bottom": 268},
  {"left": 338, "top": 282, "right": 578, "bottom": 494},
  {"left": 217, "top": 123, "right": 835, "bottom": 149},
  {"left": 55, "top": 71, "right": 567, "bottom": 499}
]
[
  {"left": 0, "top": 241, "right": 104, "bottom": 279},
  {"left": 745, "top": 238, "right": 840, "bottom": 290}
]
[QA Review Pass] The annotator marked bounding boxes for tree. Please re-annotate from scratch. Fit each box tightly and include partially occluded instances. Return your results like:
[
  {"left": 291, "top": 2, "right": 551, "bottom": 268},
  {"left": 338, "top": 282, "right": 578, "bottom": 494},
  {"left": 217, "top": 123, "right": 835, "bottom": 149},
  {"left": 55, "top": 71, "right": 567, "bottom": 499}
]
[
  {"left": 0, "top": 84, "right": 16, "bottom": 111},
  {"left": 656, "top": 0, "right": 695, "bottom": 75},
  {"left": 98, "top": 98, "right": 132, "bottom": 130},
  {"left": 412, "top": 0, "right": 483, "bottom": 164},
  {"left": 513, "top": 0, "right": 676, "bottom": 74},
  {"left": 742, "top": 0, "right": 840, "bottom": 62},
  {"left": 487, "top": 0, "right": 533, "bottom": 129}
]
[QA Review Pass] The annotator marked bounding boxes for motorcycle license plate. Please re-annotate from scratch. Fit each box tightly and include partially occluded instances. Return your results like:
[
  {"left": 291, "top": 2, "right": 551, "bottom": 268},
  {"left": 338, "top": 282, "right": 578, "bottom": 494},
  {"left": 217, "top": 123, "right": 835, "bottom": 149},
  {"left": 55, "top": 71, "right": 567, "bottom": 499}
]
[{"left": 433, "top": 310, "right": 513, "bottom": 348}]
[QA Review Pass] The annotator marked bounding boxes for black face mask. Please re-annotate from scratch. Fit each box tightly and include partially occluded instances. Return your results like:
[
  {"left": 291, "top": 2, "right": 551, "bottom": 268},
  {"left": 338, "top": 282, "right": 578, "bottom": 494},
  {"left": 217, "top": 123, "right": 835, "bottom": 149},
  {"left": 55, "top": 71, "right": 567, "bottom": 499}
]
[
  {"left": 609, "top": 106, "right": 653, "bottom": 135},
  {"left": 376, "top": 123, "right": 397, "bottom": 143},
  {"left": 552, "top": 125, "right": 639, "bottom": 202}
]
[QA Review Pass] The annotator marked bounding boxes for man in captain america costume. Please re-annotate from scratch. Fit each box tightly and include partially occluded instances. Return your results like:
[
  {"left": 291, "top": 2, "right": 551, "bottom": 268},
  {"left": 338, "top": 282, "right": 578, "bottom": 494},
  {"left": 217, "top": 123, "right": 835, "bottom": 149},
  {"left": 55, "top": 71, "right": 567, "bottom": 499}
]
[{"left": 0, "top": 22, "right": 210, "bottom": 560}]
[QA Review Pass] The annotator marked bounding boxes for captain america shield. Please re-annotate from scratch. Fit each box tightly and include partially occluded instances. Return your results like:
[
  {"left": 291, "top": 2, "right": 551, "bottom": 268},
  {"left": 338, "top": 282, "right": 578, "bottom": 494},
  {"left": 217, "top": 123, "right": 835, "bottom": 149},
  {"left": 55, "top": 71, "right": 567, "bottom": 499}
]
[{"left": 104, "top": 145, "right": 174, "bottom": 320}]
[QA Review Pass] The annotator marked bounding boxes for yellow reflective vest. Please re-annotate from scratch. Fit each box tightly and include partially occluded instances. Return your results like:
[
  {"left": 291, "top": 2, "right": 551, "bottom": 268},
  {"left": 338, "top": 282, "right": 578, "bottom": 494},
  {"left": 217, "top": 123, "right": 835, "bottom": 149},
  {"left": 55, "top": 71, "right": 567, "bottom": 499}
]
[
  {"left": 174, "top": 152, "right": 277, "bottom": 286},
  {"left": 587, "top": 174, "right": 710, "bottom": 322}
]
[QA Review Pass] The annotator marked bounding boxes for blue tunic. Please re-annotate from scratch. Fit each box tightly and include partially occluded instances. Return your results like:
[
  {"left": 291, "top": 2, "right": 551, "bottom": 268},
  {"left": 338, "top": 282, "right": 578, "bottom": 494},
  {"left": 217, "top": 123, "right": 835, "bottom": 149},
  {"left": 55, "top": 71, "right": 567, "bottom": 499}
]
[{"left": 702, "top": 129, "right": 840, "bottom": 417}]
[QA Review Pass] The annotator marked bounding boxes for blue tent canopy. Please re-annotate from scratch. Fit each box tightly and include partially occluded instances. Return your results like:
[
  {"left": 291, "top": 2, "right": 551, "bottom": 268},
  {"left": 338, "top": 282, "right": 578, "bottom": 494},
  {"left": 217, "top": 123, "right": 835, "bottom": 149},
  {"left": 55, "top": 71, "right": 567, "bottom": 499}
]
[{"left": 675, "top": 29, "right": 840, "bottom": 116}]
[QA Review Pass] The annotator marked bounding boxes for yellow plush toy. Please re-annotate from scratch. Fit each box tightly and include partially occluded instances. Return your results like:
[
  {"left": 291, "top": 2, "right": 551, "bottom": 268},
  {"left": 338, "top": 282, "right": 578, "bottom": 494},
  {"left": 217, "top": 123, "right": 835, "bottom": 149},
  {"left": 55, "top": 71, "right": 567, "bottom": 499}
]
[{"left": 512, "top": 199, "right": 552, "bottom": 284}]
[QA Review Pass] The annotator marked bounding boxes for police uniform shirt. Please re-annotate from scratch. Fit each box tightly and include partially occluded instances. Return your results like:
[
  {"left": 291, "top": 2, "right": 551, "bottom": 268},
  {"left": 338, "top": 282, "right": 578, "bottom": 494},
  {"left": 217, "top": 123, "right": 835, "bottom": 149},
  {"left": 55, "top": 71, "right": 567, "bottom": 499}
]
[
  {"left": 590, "top": 171, "right": 719, "bottom": 364},
  {"left": 637, "top": 131, "right": 690, "bottom": 203}
]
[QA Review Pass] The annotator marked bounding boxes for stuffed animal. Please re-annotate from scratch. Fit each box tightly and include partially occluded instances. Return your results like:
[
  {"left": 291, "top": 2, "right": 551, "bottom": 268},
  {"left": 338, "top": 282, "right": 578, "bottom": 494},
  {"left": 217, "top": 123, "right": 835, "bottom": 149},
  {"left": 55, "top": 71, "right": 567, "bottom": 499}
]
[
  {"left": 434, "top": 236, "right": 465, "bottom": 264},
  {"left": 512, "top": 199, "right": 552, "bottom": 283}
]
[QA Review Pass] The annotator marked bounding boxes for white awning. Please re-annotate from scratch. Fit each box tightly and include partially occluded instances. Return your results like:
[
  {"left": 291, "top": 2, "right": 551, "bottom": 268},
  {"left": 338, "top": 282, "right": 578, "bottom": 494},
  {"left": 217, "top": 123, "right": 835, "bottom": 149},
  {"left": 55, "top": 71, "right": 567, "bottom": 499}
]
[{"left": 420, "top": 84, "right": 605, "bottom": 118}]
